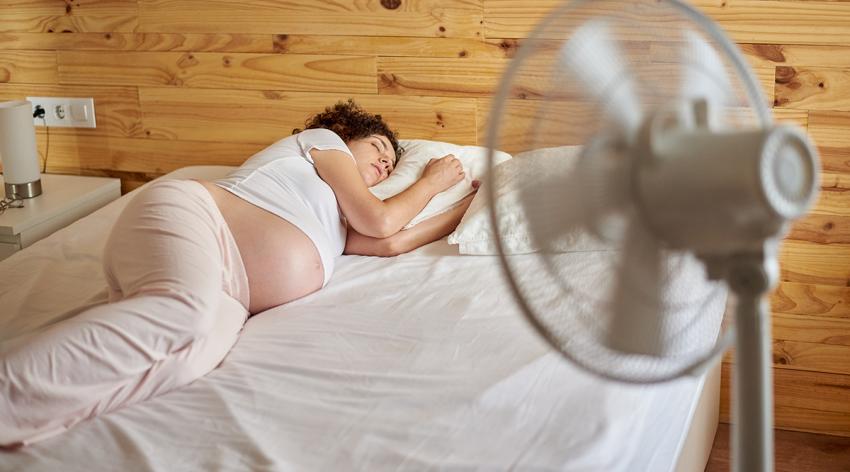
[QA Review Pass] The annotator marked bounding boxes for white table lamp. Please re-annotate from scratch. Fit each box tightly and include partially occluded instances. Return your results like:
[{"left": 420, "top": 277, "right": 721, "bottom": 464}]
[{"left": 0, "top": 100, "right": 42, "bottom": 199}]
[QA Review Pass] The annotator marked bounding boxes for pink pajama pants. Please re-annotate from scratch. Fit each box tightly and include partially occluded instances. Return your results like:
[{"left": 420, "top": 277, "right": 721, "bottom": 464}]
[{"left": 0, "top": 179, "right": 250, "bottom": 447}]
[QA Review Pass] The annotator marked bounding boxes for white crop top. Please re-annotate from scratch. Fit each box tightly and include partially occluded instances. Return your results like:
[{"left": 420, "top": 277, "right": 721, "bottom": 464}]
[{"left": 215, "top": 128, "right": 355, "bottom": 286}]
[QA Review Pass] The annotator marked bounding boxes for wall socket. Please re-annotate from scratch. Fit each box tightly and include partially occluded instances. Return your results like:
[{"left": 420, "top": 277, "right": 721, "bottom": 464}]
[{"left": 27, "top": 97, "right": 97, "bottom": 128}]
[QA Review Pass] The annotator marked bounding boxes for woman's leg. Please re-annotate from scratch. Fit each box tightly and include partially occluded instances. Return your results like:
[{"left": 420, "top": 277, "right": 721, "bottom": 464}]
[{"left": 0, "top": 180, "right": 249, "bottom": 446}]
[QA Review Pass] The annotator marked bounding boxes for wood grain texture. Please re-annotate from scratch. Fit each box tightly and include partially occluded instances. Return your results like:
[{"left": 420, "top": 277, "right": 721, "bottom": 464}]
[
  {"left": 772, "top": 282, "right": 850, "bottom": 319},
  {"left": 0, "top": 0, "right": 138, "bottom": 33},
  {"left": 485, "top": 1, "right": 850, "bottom": 45},
  {"left": 0, "top": 32, "right": 274, "bottom": 53},
  {"left": 773, "top": 108, "right": 808, "bottom": 129},
  {"left": 0, "top": 83, "right": 142, "bottom": 137},
  {"left": 809, "top": 111, "right": 850, "bottom": 174},
  {"left": 720, "top": 363, "right": 850, "bottom": 437},
  {"left": 693, "top": 1, "right": 850, "bottom": 46},
  {"left": 484, "top": 0, "right": 683, "bottom": 40},
  {"left": 378, "top": 56, "right": 509, "bottom": 97},
  {"left": 475, "top": 98, "right": 597, "bottom": 152},
  {"left": 138, "top": 0, "right": 484, "bottom": 38},
  {"left": 138, "top": 88, "right": 478, "bottom": 145},
  {"left": 0, "top": 51, "right": 56, "bottom": 84},
  {"left": 57, "top": 51, "right": 377, "bottom": 93},
  {"left": 742, "top": 43, "right": 850, "bottom": 69},
  {"left": 776, "top": 67, "right": 850, "bottom": 111},
  {"left": 40, "top": 134, "right": 264, "bottom": 175},
  {"left": 780, "top": 240, "right": 850, "bottom": 286},
  {"left": 774, "top": 313, "right": 850, "bottom": 347},
  {"left": 774, "top": 368, "right": 850, "bottom": 416},
  {"left": 787, "top": 215, "right": 850, "bottom": 245},
  {"left": 812, "top": 172, "right": 850, "bottom": 217},
  {"left": 274, "top": 34, "right": 500, "bottom": 58},
  {"left": 773, "top": 339, "right": 850, "bottom": 376}
]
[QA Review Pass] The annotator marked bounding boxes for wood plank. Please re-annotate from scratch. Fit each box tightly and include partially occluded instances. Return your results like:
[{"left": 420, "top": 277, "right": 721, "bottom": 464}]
[
  {"left": 811, "top": 172, "right": 850, "bottom": 217},
  {"left": 720, "top": 362, "right": 850, "bottom": 436},
  {"left": 378, "top": 56, "right": 510, "bottom": 98},
  {"left": 484, "top": 1, "right": 682, "bottom": 40},
  {"left": 57, "top": 51, "right": 376, "bottom": 93},
  {"left": 775, "top": 67, "right": 850, "bottom": 111},
  {"left": 772, "top": 282, "right": 850, "bottom": 319},
  {"left": 0, "top": 83, "right": 142, "bottom": 137},
  {"left": 720, "top": 361, "right": 731, "bottom": 423},
  {"left": 809, "top": 111, "right": 850, "bottom": 174},
  {"left": 485, "top": 1, "right": 850, "bottom": 45},
  {"left": 694, "top": 1, "right": 850, "bottom": 46},
  {"left": 741, "top": 43, "right": 850, "bottom": 69},
  {"left": 773, "top": 339, "right": 850, "bottom": 376},
  {"left": 273, "top": 34, "right": 498, "bottom": 58},
  {"left": 376, "top": 44, "right": 771, "bottom": 105},
  {"left": 138, "top": 0, "right": 484, "bottom": 38},
  {"left": 0, "top": 32, "right": 274, "bottom": 53},
  {"left": 0, "top": 51, "right": 56, "bottom": 84},
  {"left": 478, "top": 38, "right": 651, "bottom": 61},
  {"left": 773, "top": 313, "right": 850, "bottom": 347},
  {"left": 774, "top": 405, "right": 850, "bottom": 438},
  {"left": 773, "top": 108, "right": 808, "bottom": 129},
  {"left": 139, "top": 88, "right": 477, "bottom": 145},
  {"left": 787, "top": 214, "right": 850, "bottom": 245},
  {"left": 41, "top": 134, "right": 264, "bottom": 175},
  {"left": 0, "top": 0, "right": 138, "bottom": 33},
  {"left": 780, "top": 240, "right": 850, "bottom": 286},
  {"left": 0, "top": 0, "right": 138, "bottom": 16},
  {"left": 378, "top": 48, "right": 663, "bottom": 101},
  {"left": 774, "top": 369, "right": 850, "bottom": 416},
  {"left": 647, "top": 40, "right": 777, "bottom": 106},
  {"left": 475, "top": 98, "right": 597, "bottom": 153}
]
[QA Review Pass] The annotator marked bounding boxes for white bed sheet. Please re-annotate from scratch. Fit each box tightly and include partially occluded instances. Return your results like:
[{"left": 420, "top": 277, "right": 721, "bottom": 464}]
[{"left": 0, "top": 167, "right": 714, "bottom": 471}]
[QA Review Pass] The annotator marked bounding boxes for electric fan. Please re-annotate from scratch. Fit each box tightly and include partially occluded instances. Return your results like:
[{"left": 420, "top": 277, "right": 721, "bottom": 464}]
[{"left": 484, "top": 1, "right": 819, "bottom": 471}]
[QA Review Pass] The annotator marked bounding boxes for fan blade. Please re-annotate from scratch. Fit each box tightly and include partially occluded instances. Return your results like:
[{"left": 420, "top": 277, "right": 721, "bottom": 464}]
[
  {"left": 519, "top": 160, "right": 586, "bottom": 251},
  {"left": 604, "top": 218, "right": 668, "bottom": 357},
  {"left": 559, "top": 19, "right": 643, "bottom": 137},
  {"left": 680, "top": 29, "right": 730, "bottom": 128}
]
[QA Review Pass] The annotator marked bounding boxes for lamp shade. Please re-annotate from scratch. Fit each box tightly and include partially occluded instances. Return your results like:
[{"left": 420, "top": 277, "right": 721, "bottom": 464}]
[{"left": 0, "top": 100, "right": 42, "bottom": 199}]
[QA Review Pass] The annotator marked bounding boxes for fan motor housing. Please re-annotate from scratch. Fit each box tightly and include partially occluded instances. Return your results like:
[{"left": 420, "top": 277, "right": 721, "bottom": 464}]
[{"left": 635, "top": 124, "right": 819, "bottom": 254}]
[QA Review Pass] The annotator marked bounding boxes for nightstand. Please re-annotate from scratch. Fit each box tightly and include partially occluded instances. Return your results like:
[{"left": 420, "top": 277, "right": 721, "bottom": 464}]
[{"left": 0, "top": 174, "right": 121, "bottom": 261}]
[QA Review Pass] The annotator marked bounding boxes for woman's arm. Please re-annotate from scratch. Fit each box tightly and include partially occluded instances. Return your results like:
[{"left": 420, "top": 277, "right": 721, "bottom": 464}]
[
  {"left": 312, "top": 150, "right": 463, "bottom": 238},
  {"left": 344, "top": 190, "right": 477, "bottom": 256}
]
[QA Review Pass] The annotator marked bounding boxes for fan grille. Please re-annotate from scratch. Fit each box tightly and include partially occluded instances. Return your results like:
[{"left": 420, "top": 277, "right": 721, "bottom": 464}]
[{"left": 485, "top": 0, "right": 770, "bottom": 383}]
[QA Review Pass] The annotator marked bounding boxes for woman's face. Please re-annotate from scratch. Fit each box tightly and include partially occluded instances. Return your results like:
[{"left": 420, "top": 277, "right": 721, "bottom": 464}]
[{"left": 347, "top": 134, "right": 397, "bottom": 187}]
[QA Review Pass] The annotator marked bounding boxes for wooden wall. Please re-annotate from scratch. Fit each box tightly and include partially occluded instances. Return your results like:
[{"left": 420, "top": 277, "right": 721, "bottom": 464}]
[{"left": 1, "top": 0, "right": 849, "bottom": 437}]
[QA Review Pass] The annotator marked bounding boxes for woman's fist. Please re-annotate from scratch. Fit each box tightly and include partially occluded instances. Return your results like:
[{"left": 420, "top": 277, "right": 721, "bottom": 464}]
[{"left": 421, "top": 154, "right": 465, "bottom": 194}]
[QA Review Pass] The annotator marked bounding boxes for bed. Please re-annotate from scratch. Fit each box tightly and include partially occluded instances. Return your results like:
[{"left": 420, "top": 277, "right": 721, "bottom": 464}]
[{"left": 0, "top": 166, "right": 720, "bottom": 471}]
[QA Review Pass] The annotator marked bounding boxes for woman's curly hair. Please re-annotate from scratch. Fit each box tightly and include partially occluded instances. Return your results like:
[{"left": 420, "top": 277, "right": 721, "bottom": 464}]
[{"left": 294, "top": 99, "right": 402, "bottom": 159}]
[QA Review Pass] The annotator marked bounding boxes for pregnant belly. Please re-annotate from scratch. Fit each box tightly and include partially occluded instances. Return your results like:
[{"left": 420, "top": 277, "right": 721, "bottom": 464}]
[{"left": 199, "top": 181, "right": 325, "bottom": 314}]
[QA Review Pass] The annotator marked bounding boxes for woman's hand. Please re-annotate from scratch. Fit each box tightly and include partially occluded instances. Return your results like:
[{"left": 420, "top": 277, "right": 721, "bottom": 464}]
[{"left": 421, "top": 155, "right": 465, "bottom": 194}]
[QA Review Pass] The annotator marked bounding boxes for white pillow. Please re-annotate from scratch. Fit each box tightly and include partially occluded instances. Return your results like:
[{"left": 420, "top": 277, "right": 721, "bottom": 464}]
[
  {"left": 447, "top": 145, "right": 612, "bottom": 255},
  {"left": 370, "top": 139, "right": 512, "bottom": 228}
]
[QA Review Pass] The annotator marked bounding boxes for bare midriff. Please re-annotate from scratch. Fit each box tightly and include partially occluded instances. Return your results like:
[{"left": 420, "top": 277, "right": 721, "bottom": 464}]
[{"left": 198, "top": 181, "right": 325, "bottom": 315}]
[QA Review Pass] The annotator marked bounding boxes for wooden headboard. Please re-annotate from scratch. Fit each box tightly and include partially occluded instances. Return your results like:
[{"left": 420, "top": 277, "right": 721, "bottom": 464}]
[{"left": 1, "top": 0, "right": 849, "bottom": 438}]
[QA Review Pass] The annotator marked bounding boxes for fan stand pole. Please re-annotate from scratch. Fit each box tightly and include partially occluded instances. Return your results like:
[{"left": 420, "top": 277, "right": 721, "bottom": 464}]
[{"left": 728, "top": 254, "right": 776, "bottom": 472}]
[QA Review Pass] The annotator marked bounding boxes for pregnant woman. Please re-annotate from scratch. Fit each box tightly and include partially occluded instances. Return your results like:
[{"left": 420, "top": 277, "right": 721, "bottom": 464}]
[{"left": 0, "top": 100, "right": 475, "bottom": 446}]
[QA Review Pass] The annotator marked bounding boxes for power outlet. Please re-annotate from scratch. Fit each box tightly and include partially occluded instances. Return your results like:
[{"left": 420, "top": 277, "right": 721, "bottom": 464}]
[{"left": 27, "top": 97, "right": 97, "bottom": 128}]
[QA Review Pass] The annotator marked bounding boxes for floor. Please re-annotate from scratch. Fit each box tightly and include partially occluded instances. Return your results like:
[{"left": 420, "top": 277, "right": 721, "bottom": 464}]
[{"left": 706, "top": 423, "right": 850, "bottom": 471}]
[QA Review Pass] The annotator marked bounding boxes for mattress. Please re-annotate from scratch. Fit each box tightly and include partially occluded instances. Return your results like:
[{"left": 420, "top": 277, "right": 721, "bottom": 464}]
[{"left": 0, "top": 166, "right": 719, "bottom": 471}]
